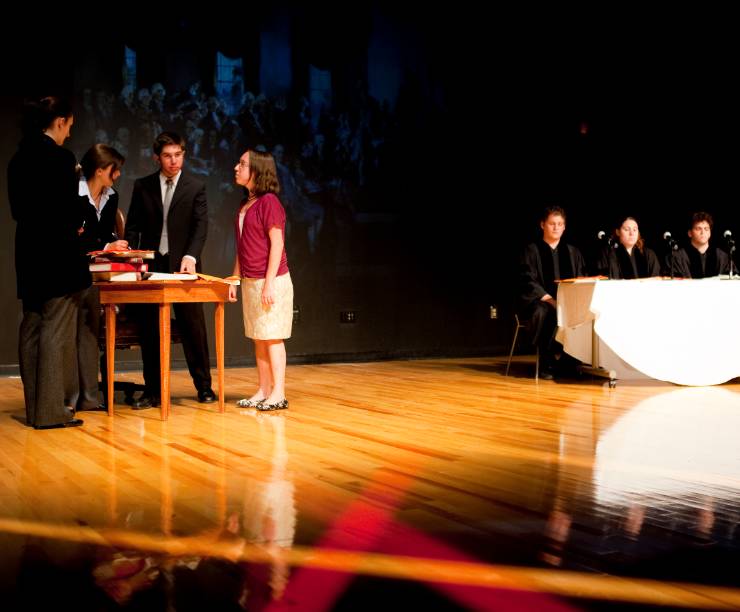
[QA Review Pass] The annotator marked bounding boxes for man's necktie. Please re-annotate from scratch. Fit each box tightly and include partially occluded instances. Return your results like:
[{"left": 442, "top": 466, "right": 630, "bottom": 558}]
[{"left": 159, "top": 178, "right": 174, "bottom": 255}]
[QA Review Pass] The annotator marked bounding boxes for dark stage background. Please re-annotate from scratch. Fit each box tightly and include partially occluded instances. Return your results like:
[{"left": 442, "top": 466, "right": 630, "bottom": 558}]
[{"left": 1, "top": 7, "right": 739, "bottom": 373}]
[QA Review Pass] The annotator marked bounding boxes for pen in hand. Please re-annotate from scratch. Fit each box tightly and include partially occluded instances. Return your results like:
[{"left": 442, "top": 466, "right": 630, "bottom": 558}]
[{"left": 107, "top": 231, "right": 129, "bottom": 251}]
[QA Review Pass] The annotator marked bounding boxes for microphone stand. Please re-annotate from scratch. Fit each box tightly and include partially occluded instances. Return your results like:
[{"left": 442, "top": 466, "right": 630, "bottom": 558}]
[
  {"left": 600, "top": 238, "right": 612, "bottom": 279},
  {"left": 730, "top": 243, "right": 736, "bottom": 279},
  {"left": 665, "top": 238, "right": 677, "bottom": 279}
]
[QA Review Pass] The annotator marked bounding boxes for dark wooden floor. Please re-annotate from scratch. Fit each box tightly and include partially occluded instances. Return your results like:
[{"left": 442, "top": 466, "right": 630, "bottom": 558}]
[{"left": 1, "top": 357, "right": 739, "bottom": 610}]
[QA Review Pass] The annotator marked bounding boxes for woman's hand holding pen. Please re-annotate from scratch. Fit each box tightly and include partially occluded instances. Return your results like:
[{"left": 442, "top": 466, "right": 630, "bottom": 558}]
[{"left": 104, "top": 230, "right": 128, "bottom": 251}]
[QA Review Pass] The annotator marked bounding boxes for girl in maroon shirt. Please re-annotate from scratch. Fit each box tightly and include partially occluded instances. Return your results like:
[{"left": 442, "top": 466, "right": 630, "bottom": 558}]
[{"left": 229, "top": 150, "right": 293, "bottom": 411}]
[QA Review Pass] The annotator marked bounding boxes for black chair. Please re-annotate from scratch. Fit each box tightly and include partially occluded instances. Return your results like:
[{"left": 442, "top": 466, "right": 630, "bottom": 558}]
[
  {"left": 98, "top": 310, "right": 183, "bottom": 404},
  {"left": 505, "top": 314, "right": 539, "bottom": 381}
]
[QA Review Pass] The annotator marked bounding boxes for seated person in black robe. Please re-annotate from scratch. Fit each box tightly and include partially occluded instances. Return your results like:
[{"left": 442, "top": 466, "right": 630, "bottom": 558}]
[
  {"left": 666, "top": 211, "right": 731, "bottom": 278},
  {"left": 517, "top": 206, "right": 587, "bottom": 379},
  {"left": 596, "top": 215, "right": 661, "bottom": 279}
]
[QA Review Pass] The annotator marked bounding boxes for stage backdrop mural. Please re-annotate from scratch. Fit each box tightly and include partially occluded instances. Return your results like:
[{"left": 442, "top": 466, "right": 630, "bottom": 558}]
[{"left": 2, "top": 7, "right": 739, "bottom": 373}]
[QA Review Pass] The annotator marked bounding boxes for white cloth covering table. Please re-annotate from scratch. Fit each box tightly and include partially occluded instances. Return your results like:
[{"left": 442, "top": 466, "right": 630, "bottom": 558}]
[{"left": 556, "top": 278, "right": 740, "bottom": 386}]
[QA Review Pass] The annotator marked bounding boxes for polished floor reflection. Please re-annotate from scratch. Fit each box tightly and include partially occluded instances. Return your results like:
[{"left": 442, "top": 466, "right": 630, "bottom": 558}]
[{"left": 1, "top": 358, "right": 739, "bottom": 610}]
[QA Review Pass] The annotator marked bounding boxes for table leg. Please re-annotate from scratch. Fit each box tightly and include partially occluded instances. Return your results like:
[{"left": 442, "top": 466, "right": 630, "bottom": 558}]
[
  {"left": 215, "top": 302, "right": 225, "bottom": 412},
  {"left": 577, "top": 320, "right": 618, "bottom": 387},
  {"left": 159, "top": 304, "right": 171, "bottom": 421},
  {"left": 105, "top": 304, "right": 116, "bottom": 416}
]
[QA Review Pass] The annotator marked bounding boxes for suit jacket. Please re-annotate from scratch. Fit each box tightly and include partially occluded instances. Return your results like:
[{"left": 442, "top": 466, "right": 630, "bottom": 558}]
[
  {"left": 78, "top": 189, "right": 119, "bottom": 255},
  {"left": 124, "top": 171, "right": 208, "bottom": 272},
  {"left": 7, "top": 133, "right": 90, "bottom": 301}
]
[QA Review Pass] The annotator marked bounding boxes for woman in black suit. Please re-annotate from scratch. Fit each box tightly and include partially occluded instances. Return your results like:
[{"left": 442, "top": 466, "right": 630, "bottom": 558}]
[
  {"left": 75, "top": 144, "right": 127, "bottom": 411},
  {"left": 7, "top": 97, "right": 88, "bottom": 429}
]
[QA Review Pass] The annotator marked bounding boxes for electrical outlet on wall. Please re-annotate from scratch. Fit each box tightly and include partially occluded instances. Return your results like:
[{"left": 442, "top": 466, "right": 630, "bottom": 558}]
[{"left": 340, "top": 310, "right": 356, "bottom": 324}]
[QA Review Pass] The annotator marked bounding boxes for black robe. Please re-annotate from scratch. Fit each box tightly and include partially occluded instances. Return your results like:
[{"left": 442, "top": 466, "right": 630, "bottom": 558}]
[
  {"left": 667, "top": 245, "right": 731, "bottom": 278},
  {"left": 518, "top": 240, "right": 587, "bottom": 313},
  {"left": 517, "top": 240, "right": 587, "bottom": 364},
  {"left": 597, "top": 244, "right": 661, "bottom": 279}
]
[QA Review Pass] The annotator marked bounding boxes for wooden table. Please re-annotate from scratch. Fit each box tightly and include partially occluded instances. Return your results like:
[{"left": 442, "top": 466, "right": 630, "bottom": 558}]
[{"left": 97, "top": 279, "right": 230, "bottom": 420}]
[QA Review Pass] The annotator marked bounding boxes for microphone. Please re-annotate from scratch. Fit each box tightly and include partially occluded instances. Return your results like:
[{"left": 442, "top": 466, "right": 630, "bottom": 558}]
[
  {"left": 663, "top": 231, "right": 678, "bottom": 251},
  {"left": 597, "top": 230, "right": 617, "bottom": 248},
  {"left": 724, "top": 230, "right": 736, "bottom": 252}
]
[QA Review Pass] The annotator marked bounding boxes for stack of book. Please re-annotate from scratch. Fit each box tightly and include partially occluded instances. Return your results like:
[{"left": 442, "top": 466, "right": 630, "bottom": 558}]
[
  {"left": 88, "top": 249, "right": 154, "bottom": 282},
  {"left": 88, "top": 250, "right": 200, "bottom": 281}
]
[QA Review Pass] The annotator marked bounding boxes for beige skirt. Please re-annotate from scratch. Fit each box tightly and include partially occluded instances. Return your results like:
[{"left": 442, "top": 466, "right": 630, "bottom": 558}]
[{"left": 241, "top": 273, "right": 294, "bottom": 340}]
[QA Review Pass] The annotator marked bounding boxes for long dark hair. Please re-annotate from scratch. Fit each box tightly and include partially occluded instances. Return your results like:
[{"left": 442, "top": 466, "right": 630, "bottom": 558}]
[
  {"left": 21, "top": 96, "right": 73, "bottom": 136},
  {"left": 80, "top": 144, "right": 125, "bottom": 180}
]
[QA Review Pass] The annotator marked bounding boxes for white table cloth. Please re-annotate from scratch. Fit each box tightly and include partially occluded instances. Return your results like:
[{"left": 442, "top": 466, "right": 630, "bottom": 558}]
[{"left": 556, "top": 278, "right": 740, "bottom": 386}]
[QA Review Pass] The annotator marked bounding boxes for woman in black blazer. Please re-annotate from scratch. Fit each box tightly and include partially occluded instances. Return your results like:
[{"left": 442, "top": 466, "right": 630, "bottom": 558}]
[
  {"left": 7, "top": 97, "right": 87, "bottom": 428},
  {"left": 75, "top": 144, "right": 127, "bottom": 411}
]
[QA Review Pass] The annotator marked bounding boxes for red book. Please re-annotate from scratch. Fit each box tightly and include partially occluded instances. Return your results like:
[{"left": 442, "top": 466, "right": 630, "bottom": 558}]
[
  {"left": 89, "top": 262, "right": 149, "bottom": 272},
  {"left": 94, "top": 256, "right": 144, "bottom": 263}
]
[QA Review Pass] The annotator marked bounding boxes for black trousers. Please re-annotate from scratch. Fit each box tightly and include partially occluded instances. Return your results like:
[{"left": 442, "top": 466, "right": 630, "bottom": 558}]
[
  {"left": 136, "top": 253, "right": 212, "bottom": 395},
  {"left": 19, "top": 291, "right": 81, "bottom": 426},
  {"left": 72, "top": 285, "right": 101, "bottom": 410},
  {"left": 524, "top": 300, "right": 561, "bottom": 368}
]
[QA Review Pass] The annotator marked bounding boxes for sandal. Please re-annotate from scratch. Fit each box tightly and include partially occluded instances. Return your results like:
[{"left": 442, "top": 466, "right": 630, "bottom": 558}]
[
  {"left": 256, "top": 399, "right": 289, "bottom": 411},
  {"left": 236, "top": 398, "right": 265, "bottom": 408}
]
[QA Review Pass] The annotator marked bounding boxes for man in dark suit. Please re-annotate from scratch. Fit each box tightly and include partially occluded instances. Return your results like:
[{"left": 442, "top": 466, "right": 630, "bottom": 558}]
[{"left": 124, "top": 131, "right": 216, "bottom": 407}]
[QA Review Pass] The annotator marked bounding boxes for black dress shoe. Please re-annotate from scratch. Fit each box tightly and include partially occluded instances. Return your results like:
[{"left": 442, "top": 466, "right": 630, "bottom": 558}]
[
  {"left": 132, "top": 394, "right": 160, "bottom": 409},
  {"left": 555, "top": 354, "right": 582, "bottom": 379},
  {"left": 197, "top": 388, "right": 217, "bottom": 403},
  {"left": 35, "top": 419, "right": 84, "bottom": 430},
  {"left": 77, "top": 404, "right": 107, "bottom": 412}
]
